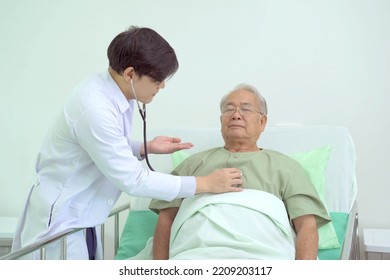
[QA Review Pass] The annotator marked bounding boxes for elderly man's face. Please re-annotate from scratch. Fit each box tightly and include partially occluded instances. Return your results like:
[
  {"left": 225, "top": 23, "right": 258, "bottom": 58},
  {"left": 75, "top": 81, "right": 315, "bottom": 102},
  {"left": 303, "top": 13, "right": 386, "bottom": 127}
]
[{"left": 220, "top": 89, "right": 267, "bottom": 149}]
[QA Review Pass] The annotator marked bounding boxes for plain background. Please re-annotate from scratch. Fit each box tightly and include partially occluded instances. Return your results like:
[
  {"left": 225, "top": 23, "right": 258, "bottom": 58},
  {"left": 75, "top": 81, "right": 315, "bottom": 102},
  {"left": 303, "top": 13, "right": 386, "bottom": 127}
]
[{"left": 0, "top": 0, "right": 389, "bottom": 259}]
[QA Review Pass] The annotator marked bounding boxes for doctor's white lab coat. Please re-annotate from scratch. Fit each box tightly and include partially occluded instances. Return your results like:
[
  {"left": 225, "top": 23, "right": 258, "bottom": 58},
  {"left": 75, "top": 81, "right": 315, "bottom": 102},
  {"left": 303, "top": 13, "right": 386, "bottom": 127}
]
[{"left": 12, "top": 71, "right": 195, "bottom": 259}]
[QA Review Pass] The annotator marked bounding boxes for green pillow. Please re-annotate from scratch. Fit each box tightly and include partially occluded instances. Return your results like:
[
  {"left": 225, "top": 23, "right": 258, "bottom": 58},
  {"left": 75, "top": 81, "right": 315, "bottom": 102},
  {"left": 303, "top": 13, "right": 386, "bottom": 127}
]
[
  {"left": 289, "top": 146, "right": 340, "bottom": 249},
  {"left": 115, "top": 210, "right": 158, "bottom": 260},
  {"left": 318, "top": 212, "right": 349, "bottom": 260},
  {"left": 172, "top": 150, "right": 190, "bottom": 169}
]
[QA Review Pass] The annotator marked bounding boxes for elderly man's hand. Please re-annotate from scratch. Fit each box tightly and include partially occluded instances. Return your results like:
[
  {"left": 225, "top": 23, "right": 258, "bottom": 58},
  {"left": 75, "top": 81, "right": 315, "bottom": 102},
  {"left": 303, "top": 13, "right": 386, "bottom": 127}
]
[{"left": 142, "top": 136, "right": 193, "bottom": 155}]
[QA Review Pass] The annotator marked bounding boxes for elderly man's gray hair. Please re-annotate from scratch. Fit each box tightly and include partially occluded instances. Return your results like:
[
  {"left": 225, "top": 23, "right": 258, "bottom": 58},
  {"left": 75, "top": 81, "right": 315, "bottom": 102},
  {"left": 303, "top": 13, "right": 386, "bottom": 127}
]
[{"left": 220, "top": 83, "right": 268, "bottom": 115}]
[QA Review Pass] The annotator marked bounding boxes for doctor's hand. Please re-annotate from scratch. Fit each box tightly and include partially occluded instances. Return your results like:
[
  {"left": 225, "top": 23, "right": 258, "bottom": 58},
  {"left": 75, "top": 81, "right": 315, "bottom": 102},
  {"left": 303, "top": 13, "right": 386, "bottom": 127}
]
[
  {"left": 195, "top": 168, "right": 244, "bottom": 194},
  {"left": 141, "top": 136, "right": 194, "bottom": 155}
]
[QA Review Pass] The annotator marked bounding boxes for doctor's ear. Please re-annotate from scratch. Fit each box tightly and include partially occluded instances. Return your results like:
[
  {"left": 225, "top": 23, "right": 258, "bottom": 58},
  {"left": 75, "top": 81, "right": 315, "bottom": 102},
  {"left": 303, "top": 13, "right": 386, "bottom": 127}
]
[{"left": 123, "top": 67, "right": 136, "bottom": 82}]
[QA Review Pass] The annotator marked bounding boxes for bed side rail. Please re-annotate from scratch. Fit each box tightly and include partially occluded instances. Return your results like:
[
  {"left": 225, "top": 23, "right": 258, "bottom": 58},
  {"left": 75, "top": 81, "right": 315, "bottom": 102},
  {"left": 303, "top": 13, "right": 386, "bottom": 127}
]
[
  {"left": 0, "top": 203, "right": 130, "bottom": 260},
  {"left": 340, "top": 201, "right": 360, "bottom": 260}
]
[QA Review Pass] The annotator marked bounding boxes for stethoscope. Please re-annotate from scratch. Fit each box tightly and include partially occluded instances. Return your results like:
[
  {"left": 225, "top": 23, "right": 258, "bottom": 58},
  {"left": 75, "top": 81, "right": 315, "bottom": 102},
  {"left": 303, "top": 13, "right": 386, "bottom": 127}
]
[{"left": 130, "top": 79, "right": 155, "bottom": 171}]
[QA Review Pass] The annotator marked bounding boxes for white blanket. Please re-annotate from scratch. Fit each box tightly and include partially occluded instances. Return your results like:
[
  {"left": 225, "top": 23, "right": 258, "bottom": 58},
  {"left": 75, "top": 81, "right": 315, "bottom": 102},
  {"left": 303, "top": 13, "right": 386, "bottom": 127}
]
[{"left": 131, "top": 189, "right": 296, "bottom": 260}]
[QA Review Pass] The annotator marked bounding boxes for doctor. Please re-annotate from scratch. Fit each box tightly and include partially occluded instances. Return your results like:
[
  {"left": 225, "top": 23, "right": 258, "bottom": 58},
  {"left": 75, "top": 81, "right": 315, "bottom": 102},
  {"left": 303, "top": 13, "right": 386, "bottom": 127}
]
[{"left": 11, "top": 26, "right": 243, "bottom": 260}]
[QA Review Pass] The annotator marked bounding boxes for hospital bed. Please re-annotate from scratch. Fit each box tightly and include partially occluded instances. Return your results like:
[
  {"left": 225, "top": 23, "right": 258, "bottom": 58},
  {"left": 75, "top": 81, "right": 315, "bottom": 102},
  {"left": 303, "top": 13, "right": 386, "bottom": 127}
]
[
  {"left": 0, "top": 125, "right": 359, "bottom": 260},
  {"left": 115, "top": 125, "right": 360, "bottom": 260}
]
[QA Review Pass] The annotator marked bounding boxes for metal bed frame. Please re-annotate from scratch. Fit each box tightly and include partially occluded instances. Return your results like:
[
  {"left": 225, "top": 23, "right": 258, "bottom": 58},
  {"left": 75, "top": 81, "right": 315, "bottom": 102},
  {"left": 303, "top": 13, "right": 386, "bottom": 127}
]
[
  {"left": 0, "top": 203, "right": 130, "bottom": 260},
  {"left": 340, "top": 201, "right": 360, "bottom": 260}
]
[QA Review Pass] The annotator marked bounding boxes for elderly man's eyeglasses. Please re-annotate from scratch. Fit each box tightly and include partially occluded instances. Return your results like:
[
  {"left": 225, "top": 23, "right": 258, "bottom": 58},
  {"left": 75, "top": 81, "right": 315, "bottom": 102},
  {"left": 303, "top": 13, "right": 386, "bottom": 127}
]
[{"left": 221, "top": 105, "right": 263, "bottom": 116}]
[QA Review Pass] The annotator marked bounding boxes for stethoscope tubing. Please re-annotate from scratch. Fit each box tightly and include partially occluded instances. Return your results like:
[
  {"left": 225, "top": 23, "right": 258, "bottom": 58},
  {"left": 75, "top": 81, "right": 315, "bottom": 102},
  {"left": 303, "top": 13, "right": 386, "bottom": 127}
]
[{"left": 131, "top": 79, "right": 155, "bottom": 171}]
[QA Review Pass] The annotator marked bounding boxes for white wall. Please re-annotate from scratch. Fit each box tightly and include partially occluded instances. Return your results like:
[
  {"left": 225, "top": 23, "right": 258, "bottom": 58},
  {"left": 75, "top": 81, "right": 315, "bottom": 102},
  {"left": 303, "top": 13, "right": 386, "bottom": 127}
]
[{"left": 1, "top": 0, "right": 389, "bottom": 258}]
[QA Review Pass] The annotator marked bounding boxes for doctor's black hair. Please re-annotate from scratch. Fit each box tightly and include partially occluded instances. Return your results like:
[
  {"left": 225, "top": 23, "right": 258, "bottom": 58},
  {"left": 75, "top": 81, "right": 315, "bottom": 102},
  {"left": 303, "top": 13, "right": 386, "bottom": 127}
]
[{"left": 107, "top": 26, "right": 179, "bottom": 82}]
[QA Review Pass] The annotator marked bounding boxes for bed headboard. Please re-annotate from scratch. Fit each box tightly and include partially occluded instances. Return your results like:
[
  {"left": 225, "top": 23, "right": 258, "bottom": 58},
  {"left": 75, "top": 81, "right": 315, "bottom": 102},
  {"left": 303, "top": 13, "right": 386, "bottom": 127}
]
[{"left": 134, "top": 125, "right": 357, "bottom": 213}]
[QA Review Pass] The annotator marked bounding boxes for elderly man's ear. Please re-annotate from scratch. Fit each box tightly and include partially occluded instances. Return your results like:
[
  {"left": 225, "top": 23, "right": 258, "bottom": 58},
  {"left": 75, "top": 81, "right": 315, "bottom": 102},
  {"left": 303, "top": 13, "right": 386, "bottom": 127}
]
[{"left": 260, "top": 115, "right": 267, "bottom": 131}]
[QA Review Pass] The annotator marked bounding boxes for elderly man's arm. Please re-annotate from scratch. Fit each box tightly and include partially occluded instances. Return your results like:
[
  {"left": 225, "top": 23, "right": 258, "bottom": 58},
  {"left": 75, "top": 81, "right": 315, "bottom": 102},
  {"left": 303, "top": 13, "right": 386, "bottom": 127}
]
[
  {"left": 153, "top": 207, "right": 179, "bottom": 260},
  {"left": 292, "top": 214, "right": 319, "bottom": 260}
]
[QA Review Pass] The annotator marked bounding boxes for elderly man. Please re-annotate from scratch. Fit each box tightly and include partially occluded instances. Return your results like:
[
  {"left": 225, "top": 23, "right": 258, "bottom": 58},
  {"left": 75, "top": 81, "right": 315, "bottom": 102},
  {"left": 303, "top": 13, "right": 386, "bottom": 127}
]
[{"left": 150, "top": 83, "right": 330, "bottom": 260}]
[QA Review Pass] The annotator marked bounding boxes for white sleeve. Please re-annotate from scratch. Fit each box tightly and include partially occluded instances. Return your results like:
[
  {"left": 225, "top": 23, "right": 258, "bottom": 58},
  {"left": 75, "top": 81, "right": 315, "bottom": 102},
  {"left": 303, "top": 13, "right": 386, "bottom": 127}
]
[
  {"left": 74, "top": 106, "right": 193, "bottom": 201},
  {"left": 130, "top": 140, "right": 144, "bottom": 160}
]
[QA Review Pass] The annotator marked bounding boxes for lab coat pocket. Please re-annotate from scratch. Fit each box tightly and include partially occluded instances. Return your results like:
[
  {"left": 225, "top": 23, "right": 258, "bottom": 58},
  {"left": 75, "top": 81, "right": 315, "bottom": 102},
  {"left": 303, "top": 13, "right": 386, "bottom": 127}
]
[{"left": 48, "top": 200, "right": 88, "bottom": 227}]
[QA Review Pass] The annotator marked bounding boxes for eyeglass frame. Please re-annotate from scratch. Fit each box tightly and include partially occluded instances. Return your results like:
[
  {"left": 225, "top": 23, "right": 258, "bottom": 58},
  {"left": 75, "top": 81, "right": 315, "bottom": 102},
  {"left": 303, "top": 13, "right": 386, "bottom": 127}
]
[{"left": 220, "top": 104, "right": 265, "bottom": 117}]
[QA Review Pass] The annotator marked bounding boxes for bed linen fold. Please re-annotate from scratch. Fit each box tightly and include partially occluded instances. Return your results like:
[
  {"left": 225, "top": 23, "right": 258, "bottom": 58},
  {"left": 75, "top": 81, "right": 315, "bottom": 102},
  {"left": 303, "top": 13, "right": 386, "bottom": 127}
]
[
  {"left": 128, "top": 189, "right": 296, "bottom": 260},
  {"left": 170, "top": 189, "right": 295, "bottom": 259}
]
